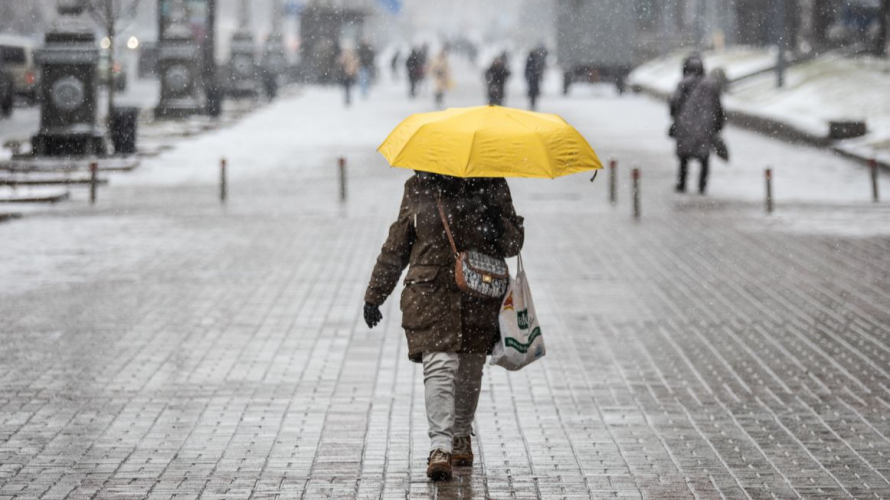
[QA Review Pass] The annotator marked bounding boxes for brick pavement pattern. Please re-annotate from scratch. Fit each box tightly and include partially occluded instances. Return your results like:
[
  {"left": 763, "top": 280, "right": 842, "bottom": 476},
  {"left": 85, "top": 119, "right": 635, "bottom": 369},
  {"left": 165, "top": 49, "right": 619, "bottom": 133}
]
[{"left": 2, "top": 85, "right": 890, "bottom": 499}]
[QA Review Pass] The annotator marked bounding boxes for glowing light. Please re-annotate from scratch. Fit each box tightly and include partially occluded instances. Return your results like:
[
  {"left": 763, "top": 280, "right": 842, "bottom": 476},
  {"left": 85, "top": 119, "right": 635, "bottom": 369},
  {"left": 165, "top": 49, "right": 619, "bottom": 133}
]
[
  {"left": 127, "top": 36, "right": 139, "bottom": 50},
  {"left": 100, "top": 37, "right": 111, "bottom": 49}
]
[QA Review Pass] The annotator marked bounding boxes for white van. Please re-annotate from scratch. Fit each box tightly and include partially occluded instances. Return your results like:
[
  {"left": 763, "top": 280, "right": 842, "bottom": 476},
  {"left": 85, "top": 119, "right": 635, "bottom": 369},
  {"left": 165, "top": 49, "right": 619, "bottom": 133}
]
[{"left": 0, "top": 35, "right": 40, "bottom": 102}]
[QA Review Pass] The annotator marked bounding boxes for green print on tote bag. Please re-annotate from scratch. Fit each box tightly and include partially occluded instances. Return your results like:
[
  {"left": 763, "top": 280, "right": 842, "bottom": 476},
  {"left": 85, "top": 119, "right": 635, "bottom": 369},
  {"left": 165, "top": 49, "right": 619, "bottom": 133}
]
[{"left": 491, "top": 255, "right": 546, "bottom": 371}]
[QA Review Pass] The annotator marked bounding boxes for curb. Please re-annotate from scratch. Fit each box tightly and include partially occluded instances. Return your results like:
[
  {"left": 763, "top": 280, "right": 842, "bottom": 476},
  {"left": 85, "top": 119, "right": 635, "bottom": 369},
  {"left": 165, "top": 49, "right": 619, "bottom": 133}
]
[
  {"left": 0, "top": 213, "right": 23, "bottom": 223},
  {"left": 632, "top": 83, "right": 889, "bottom": 170},
  {"left": 0, "top": 191, "right": 70, "bottom": 204}
]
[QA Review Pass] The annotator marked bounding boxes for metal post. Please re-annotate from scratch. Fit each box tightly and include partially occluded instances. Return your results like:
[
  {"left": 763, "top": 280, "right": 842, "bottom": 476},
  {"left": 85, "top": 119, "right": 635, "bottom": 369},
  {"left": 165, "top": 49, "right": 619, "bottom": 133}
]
[
  {"left": 106, "top": 0, "right": 115, "bottom": 128},
  {"left": 339, "top": 157, "right": 347, "bottom": 202},
  {"left": 765, "top": 168, "right": 774, "bottom": 214},
  {"left": 632, "top": 168, "right": 641, "bottom": 221},
  {"left": 877, "top": 0, "right": 889, "bottom": 56},
  {"left": 775, "top": 0, "right": 787, "bottom": 88},
  {"left": 205, "top": 0, "right": 218, "bottom": 116},
  {"left": 609, "top": 159, "right": 617, "bottom": 205},
  {"left": 90, "top": 162, "right": 98, "bottom": 205},
  {"left": 871, "top": 158, "right": 880, "bottom": 203},
  {"left": 220, "top": 158, "right": 227, "bottom": 202}
]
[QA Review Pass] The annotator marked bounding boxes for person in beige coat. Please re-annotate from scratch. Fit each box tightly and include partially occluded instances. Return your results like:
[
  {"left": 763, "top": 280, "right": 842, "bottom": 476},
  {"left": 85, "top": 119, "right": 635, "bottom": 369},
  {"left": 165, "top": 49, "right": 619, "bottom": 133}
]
[
  {"left": 338, "top": 47, "right": 360, "bottom": 106},
  {"left": 429, "top": 50, "right": 452, "bottom": 108}
]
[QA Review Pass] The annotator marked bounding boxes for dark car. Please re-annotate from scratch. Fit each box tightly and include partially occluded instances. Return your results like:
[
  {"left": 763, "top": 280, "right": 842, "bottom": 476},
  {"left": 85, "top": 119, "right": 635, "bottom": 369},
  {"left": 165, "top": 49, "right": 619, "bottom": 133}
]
[{"left": 0, "top": 60, "right": 13, "bottom": 118}]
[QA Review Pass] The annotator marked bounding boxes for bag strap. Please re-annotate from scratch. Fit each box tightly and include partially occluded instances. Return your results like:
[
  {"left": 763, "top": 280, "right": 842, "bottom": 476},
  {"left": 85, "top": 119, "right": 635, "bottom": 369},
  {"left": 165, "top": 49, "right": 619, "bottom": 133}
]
[{"left": 436, "top": 194, "right": 460, "bottom": 258}]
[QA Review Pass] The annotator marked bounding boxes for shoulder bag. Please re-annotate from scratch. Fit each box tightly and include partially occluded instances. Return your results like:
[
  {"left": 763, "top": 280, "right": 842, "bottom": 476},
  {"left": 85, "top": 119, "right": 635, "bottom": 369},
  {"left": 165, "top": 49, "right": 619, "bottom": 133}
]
[{"left": 436, "top": 195, "right": 509, "bottom": 300}]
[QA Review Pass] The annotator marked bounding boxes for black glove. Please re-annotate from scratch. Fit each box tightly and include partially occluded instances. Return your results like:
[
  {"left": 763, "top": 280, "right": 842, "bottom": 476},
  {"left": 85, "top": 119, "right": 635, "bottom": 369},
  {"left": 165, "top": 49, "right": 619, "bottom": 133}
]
[{"left": 364, "top": 302, "right": 382, "bottom": 329}]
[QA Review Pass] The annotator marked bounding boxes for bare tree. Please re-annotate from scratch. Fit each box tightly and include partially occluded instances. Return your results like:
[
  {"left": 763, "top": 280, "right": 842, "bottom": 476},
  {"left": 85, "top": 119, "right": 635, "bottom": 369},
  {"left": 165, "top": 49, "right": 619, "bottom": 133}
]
[{"left": 83, "top": 0, "right": 141, "bottom": 123}]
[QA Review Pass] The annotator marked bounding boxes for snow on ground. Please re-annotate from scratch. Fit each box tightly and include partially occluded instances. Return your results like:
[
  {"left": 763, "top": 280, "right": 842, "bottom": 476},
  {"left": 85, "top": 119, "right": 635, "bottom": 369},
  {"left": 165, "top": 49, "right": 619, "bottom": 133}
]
[
  {"left": 115, "top": 85, "right": 412, "bottom": 188},
  {"left": 630, "top": 48, "right": 890, "bottom": 164},
  {"left": 628, "top": 47, "right": 778, "bottom": 96},
  {"left": 3, "top": 56, "right": 890, "bottom": 238},
  {"left": 728, "top": 54, "right": 890, "bottom": 139},
  {"left": 116, "top": 58, "right": 890, "bottom": 237}
]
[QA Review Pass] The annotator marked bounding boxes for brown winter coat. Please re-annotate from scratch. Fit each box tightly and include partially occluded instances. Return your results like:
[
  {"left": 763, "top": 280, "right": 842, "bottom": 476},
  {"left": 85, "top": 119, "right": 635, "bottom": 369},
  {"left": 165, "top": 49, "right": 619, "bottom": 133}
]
[{"left": 365, "top": 175, "right": 525, "bottom": 363}]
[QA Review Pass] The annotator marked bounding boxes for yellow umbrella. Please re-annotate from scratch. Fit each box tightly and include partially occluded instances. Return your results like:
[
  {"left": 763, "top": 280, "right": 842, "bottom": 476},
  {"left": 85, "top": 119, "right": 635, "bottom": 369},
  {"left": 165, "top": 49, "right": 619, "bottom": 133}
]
[{"left": 378, "top": 105, "right": 603, "bottom": 179}]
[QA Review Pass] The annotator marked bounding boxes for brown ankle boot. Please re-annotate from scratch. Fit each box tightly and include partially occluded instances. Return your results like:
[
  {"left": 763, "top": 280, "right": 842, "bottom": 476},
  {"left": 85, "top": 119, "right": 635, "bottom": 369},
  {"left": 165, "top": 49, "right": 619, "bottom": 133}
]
[
  {"left": 452, "top": 436, "right": 473, "bottom": 466},
  {"left": 427, "top": 449, "right": 452, "bottom": 481}
]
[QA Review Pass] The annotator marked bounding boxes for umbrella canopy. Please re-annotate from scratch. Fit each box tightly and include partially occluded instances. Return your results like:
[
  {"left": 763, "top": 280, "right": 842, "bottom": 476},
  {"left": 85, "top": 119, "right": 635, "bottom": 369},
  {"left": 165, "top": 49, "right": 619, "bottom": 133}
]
[{"left": 378, "top": 106, "right": 603, "bottom": 179}]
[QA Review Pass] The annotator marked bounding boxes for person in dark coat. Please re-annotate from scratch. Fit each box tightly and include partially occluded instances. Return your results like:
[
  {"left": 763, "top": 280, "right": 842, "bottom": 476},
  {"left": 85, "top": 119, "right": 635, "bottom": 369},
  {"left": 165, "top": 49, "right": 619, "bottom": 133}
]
[
  {"left": 406, "top": 48, "right": 424, "bottom": 98},
  {"left": 524, "top": 45, "right": 547, "bottom": 110},
  {"left": 485, "top": 54, "right": 512, "bottom": 106},
  {"left": 391, "top": 49, "right": 401, "bottom": 81},
  {"left": 363, "top": 172, "right": 524, "bottom": 481},
  {"left": 670, "top": 56, "right": 726, "bottom": 194},
  {"left": 356, "top": 40, "right": 376, "bottom": 98}
]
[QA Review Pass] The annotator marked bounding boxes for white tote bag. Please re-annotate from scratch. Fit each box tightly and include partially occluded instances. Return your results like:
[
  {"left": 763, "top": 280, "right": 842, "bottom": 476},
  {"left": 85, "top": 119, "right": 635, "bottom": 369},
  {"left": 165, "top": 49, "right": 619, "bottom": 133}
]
[{"left": 491, "top": 255, "right": 546, "bottom": 371}]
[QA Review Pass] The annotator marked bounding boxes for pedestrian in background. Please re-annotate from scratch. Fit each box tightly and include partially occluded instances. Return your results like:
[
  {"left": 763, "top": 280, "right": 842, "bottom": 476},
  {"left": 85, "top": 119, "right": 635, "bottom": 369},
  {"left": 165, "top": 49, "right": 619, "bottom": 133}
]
[
  {"left": 391, "top": 49, "right": 401, "bottom": 81},
  {"left": 525, "top": 45, "right": 547, "bottom": 110},
  {"left": 485, "top": 53, "right": 511, "bottom": 106},
  {"left": 357, "top": 40, "right": 376, "bottom": 98},
  {"left": 406, "top": 47, "right": 424, "bottom": 98},
  {"left": 669, "top": 56, "right": 726, "bottom": 194},
  {"left": 363, "top": 172, "right": 525, "bottom": 481},
  {"left": 338, "top": 47, "right": 360, "bottom": 106},
  {"left": 430, "top": 49, "right": 452, "bottom": 108}
]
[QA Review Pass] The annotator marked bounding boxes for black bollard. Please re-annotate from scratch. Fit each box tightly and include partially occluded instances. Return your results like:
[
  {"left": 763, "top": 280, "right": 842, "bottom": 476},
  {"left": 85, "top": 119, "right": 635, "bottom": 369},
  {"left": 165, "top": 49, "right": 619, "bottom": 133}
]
[
  {"left": 220, "top": 159, "right": 227, "bottom": 203},
  {"left": 609, "top": 159, "right": 617, "bottom": 205},
  {"left": 765, "top": 168, "right": 773, "bottom": 214},
  {"left": 632, "top": 168, "right": 641, "bottom": 221},
  {"left": 89, "top": 162, "right": 98, "bottom": 205},
  {"left": 339, "top": 157, "right": 347, "bottom": 202},
  {"left": 871, "top": 159, "right": 880, "bottom": 203}
]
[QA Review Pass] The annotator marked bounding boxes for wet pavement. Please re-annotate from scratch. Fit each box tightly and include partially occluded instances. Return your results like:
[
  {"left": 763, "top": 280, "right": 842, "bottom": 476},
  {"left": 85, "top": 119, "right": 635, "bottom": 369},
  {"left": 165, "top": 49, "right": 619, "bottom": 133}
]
[{"left": 1, "top": 64, "right": 890, "bottom": 499}]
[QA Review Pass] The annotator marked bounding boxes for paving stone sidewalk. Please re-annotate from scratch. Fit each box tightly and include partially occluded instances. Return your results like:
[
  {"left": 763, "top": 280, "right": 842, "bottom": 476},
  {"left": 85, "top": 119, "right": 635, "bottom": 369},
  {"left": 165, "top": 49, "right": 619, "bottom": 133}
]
[{"left": 1, "top": 80, "right": 890, "bottom": 500}]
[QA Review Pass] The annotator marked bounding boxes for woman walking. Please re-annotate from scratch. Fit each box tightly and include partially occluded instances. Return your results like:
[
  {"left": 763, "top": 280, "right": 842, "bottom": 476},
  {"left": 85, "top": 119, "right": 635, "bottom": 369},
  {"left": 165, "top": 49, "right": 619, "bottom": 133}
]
[
  {"left": 363, "top": 172, "right": 525, "bottom": 481},
  {"left": 669, "top": 56, "right": 726, "bottom": 194},
  {"left": 485, "top": 54, "right": 512, "bottom": 106}
]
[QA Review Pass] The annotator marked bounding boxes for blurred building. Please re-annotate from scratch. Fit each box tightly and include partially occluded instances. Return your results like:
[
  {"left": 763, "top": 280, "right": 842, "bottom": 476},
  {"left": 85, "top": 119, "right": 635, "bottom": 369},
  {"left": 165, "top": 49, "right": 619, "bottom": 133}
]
[
  {"left": 634, "top": 0, "right": 741, "bottom": 60},
  {"left": 0, "top": 1, "right": 51, "bottom": 38},
  {"left": 636, "top": 0, "right": 887, "bottom": 56},
  {"left": 799, "top": 0, "right": 888, "bottom": 52},
  {"left": 297, "top": 0, "right": 377, "bottom": 83}
]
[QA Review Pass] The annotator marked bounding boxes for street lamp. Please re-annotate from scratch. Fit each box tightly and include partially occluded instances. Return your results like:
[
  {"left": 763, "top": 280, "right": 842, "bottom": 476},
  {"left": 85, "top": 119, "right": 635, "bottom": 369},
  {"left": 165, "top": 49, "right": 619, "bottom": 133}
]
[
  {"left": 154, "top": 0, "right": 204, "bottom": 118},
  {"left": 32, "top": 0, "right": 106, "bottom": 156},
  {"left": 262, "top": 0, "right": 288, "bottom": 98},
  {"left": 227, "top": 0, "right": 260, "bottom": 99}
]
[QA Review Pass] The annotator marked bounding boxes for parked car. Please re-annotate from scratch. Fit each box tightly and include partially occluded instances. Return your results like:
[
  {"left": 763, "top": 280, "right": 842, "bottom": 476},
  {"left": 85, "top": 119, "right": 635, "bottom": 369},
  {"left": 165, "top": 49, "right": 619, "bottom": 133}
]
[
  {"left": 0, "top": 61, "right": 13, "bottom": 118},
  {"left": 0, "top": 35, "right": 40, "bottom": 103},
  {"left": 98, "top": 51, "right": 128, "bottom": 91}
]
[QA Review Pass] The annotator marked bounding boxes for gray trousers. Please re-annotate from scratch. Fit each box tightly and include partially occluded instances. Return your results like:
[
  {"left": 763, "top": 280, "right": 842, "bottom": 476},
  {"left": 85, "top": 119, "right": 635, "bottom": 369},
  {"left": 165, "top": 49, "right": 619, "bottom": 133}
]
[{"left": 422, "top": 352, "right": 486, "bottom": 453}]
